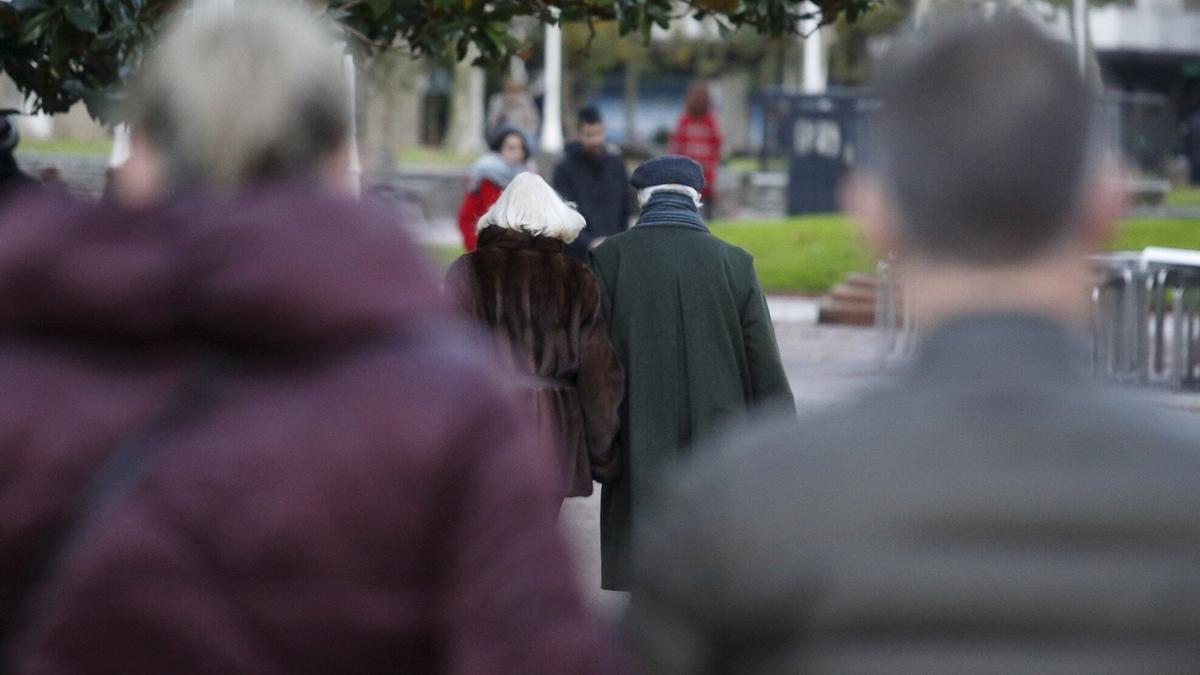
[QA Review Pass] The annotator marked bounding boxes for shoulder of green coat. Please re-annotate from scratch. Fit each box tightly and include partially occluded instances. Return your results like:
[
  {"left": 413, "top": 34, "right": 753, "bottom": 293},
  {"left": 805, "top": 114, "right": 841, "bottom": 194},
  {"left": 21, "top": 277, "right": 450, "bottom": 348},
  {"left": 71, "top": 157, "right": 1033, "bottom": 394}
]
[
  {"left": 588, "top": 240, "right": 616, "bottom": 281},
  {"left": 713, "top": 237, "right": 755, "bottom": 268},
  {"left": 591, "top": 228, "right": 636, "bottom": 261}
]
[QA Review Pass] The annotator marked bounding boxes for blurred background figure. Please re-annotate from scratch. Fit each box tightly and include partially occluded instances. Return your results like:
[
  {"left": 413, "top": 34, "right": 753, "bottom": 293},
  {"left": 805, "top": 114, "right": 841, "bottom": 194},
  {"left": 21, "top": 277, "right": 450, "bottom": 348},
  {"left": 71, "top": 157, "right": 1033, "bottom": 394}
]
[
  {"left": 667, "top": 82, "right": 722, "bottom": 219},
  {"left": 446, "top": 173, "right": 623, "bottom": 500},
  {"left": 1187, "top": 105, "right": 1200, "bottom": 184},
  {"left": 628, "top": 15, "right": 1200, "bottom": 675},
  {"left": 456, "top": 125, "right": 531, "bottom": 251},
  {"left": 0, "top": 2, "right": 623, "bottom": 673},
  {"left": 590, "top": 155, "right": 793, "bottom": 592},
  {"left": 487, "top": 77, "right": 541, "bottom": 142},
  {"left": 0, "top": 110, "right": 37, "bottom": 204},
  {"left": 553, "top": 106, "right": 632, "bottom": 261}
]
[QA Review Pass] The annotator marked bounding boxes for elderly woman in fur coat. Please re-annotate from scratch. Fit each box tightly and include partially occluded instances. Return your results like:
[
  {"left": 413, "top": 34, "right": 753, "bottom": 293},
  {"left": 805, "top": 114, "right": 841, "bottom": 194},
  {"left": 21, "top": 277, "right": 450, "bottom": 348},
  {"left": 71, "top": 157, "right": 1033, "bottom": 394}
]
[{"left": 446, "top": 173, "right": 624, "bottom": 498}]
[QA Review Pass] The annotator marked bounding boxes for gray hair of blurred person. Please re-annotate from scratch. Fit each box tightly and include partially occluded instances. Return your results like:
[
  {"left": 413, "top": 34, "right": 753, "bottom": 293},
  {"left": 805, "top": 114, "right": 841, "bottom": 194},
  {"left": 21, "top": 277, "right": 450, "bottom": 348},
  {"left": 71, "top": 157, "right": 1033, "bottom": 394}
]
[
  {"left": 857, "top": 14, "right": 1110, "bottom": 264},
  {"left": 125, "top": 0, "right": 349, "bottom": 192},
  {"left": 477, "top": 172, "right": 587, "bottom": 243}
]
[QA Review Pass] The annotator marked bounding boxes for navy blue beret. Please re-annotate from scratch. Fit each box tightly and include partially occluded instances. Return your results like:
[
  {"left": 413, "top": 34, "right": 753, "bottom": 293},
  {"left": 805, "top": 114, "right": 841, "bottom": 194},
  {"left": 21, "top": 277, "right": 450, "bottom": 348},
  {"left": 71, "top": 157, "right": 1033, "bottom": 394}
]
[{"left": 630, "top": 155, "right": 705, "bottom": 191}]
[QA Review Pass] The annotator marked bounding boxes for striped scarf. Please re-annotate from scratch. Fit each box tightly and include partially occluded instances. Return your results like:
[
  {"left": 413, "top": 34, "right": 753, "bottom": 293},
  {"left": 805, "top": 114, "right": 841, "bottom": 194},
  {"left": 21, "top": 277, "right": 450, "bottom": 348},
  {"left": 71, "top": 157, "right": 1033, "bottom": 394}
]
[{"left": 634, "top": 192, "right": 708, "bottom": 232}]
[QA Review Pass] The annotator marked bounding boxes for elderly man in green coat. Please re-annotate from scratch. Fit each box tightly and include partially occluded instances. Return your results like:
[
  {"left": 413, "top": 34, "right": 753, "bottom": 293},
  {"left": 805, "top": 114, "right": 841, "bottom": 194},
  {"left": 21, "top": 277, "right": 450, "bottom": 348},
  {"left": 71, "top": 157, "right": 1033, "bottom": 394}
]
[{"left": 590, "top": 155, "right": 794, "bottom": 590}]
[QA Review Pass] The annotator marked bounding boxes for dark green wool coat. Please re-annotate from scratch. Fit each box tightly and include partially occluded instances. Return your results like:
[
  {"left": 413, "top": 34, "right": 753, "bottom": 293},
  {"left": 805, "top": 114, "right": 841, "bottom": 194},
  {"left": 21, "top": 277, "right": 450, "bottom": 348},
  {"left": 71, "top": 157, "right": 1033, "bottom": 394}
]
[{"left": 590, "top": 199, "right": 794, "bottom": 590}]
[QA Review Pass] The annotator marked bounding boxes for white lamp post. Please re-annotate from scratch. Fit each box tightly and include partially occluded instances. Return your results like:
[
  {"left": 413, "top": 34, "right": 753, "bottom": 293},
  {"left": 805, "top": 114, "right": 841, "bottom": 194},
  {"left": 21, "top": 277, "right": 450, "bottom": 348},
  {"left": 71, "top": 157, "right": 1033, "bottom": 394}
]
[
  {"left": 1072, "top": 0, "right": 1088, "bottom": 75},
  {"left": 801, "top": 1, "right": 827, "bottom": 95},
  {"left": 540, "top": 12, "right": 564, "bottom": 155}
]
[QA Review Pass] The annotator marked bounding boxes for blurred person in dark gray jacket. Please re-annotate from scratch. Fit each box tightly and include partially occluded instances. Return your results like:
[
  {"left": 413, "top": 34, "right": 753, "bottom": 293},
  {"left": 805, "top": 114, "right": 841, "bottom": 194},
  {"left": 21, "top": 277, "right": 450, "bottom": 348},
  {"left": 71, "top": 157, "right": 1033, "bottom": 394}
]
[{"left": 628, "top": 14, "right": 1200, "bottom": 675}]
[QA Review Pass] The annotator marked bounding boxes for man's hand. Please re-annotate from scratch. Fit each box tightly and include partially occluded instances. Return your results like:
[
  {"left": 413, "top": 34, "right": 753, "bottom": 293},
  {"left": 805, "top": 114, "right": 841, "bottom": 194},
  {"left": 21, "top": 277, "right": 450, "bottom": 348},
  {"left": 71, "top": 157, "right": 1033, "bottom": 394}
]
[{"left": 589, "top": 236, "right": 607, "bottom": 250}]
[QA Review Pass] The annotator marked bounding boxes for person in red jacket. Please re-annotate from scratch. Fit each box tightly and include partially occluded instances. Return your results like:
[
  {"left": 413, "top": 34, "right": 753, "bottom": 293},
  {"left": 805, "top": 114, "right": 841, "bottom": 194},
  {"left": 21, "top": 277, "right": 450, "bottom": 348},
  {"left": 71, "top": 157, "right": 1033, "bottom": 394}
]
[
  {"left": 457, "top": 127, "right": 530, "bottom": 251},
  {"left": 668, "top": 82, "right": 723, "bottom": 218}
]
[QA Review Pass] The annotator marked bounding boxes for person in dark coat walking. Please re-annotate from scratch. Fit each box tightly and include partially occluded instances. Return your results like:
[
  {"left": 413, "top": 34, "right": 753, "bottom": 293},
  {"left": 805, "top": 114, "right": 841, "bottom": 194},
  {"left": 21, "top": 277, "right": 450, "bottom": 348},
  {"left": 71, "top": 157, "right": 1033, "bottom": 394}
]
[
  {"left": 628, "top": 16, "right": 1200, "bottom": 674},
  {"left": 0, "top": 4, "right": 625, "bottom": 673},
  {"left": 553, "top": 106, "right": 632, "bottom": 261},
  {"left": 590, "top": 155, "right": 794, "bottom": 591},
  {"left": 446, "top": 173, "right": 624, "bottom": 499}
]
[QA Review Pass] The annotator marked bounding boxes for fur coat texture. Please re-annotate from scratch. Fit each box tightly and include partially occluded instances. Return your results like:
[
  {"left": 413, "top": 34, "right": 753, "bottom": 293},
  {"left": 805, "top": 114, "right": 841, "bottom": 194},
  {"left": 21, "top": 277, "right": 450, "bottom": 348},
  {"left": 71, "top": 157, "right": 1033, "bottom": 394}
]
[{"left": 447, "top": 226, "right": 624, "bottom": 497}]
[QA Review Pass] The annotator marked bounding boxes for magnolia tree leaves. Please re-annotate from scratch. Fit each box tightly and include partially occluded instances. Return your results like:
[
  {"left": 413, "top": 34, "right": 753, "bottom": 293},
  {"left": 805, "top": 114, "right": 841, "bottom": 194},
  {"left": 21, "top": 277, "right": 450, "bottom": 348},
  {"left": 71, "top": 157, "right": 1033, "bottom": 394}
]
[{"left": 0, "top": 0, "right": 878, "bottom": 122}]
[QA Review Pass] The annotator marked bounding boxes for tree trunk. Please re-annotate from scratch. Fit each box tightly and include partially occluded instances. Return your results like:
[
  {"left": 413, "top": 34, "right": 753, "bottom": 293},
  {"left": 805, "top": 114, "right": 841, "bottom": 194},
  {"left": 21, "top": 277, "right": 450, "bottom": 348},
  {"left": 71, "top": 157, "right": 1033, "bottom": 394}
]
[
  {"left": 364, "top": 48, "right": 425, "bottom": 170},
  {"left": 447, "top": 46, "right": 486, "bottom": 156}
]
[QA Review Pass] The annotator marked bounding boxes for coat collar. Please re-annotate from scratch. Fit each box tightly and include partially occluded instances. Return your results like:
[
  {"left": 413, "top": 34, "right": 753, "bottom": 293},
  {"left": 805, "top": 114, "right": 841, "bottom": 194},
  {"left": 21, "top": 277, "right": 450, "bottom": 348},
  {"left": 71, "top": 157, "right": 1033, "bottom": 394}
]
[
  {"left": 910, "top": 313, "right": 1089, "bottom": 385},
  {"left": 476, "top": 225, "right": 565, "bottom": 252},
  {"left": 634, "top": 192, "right": 708, "bottom": 232}
]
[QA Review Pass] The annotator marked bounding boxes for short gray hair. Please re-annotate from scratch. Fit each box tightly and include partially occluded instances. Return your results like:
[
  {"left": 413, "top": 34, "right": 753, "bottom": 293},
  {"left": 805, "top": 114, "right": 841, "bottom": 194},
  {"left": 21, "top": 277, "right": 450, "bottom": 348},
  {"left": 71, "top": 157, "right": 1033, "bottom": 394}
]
[
  {"left": 637, "top": 184, "right": 702, "bottom": 208},
  {"left": 870, "top": 14, "right": 1101, "bottom": 263},
  {"left": 127, "top": 0, "right": 349, "bottom": 190}
]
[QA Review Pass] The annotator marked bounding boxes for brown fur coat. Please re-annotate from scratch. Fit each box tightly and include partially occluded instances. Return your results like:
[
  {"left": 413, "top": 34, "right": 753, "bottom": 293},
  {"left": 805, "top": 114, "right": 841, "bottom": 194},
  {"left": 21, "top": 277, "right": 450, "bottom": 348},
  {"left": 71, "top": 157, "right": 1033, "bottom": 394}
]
[{"left": 446, "top": 226, "right": 623, "bottom": 497}]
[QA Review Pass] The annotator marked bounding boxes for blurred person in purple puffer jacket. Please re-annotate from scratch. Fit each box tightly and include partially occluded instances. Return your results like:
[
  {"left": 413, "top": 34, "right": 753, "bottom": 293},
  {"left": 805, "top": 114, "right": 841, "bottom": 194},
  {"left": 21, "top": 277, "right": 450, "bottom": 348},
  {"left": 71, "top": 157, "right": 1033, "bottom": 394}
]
[{"left": 0, "top": 2, "right": 626, "bottom": 673}]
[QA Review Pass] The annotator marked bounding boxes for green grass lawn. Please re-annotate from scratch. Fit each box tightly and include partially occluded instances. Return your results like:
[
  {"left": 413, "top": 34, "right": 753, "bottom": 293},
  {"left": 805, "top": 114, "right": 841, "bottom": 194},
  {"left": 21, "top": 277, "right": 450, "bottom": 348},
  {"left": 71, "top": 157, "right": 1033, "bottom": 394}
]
[
  {"left": 426, "top": 213, "right": 1200, "bottom": 293},
  {"left": 427, "top": 245, "right": 464, "bottom": 270},
  {"left": 1167, "top": 186, "right": 1200, "bottom": 209},
  {"left": 424, "top": 216, "right": 872, "bottom": 292},
  {"left": 18, "top": 138, "right": 113, "bottom": 156},
  {"left": 709, "top": 215, "right": 874, "bottom": 293},
  {"left": 423, "top": 216, "right": 872, "bottom": 292},
  {"left": 1108, "top": 216, "right": 1200, "bottom": 251},
  {"left": 394, "top": 146, "right": 476, "bottom": 168}
]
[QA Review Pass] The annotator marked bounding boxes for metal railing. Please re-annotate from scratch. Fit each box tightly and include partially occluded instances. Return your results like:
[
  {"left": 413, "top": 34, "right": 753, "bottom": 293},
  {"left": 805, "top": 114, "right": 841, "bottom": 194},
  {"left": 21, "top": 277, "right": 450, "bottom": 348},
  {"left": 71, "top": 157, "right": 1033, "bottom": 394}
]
[
  {"left": 875, "top": 257, "right": 916, "bottom": 367},
  {"left": 875, "top": 248, "right": 1200, "bottom": 388},
  {"left": 1090, "top": 248, "right": 1200, "bottom": 388}
]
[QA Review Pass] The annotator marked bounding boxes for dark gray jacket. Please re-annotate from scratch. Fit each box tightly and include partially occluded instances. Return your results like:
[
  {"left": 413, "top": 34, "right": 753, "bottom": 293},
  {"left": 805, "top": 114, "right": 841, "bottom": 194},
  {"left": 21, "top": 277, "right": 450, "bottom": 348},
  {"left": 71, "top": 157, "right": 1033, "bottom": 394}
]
[
  {"left": 629, "top": 314, "right": 1200, "bottom": 675},
  {"left": 552, "top": 142, "right": 631, "bottom": 261}
]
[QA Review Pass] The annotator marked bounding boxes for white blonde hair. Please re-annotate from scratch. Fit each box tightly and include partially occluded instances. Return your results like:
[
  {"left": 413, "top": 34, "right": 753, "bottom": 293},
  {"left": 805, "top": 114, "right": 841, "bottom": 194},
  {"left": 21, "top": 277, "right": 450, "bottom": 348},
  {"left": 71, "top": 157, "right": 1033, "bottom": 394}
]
[
  {"left": 477, "top": 172, "right": 587, "bottom": 243},
  {"left": 128, "top": 0, "right": 349, "bottom": 190},
  {"left": 637, "top": 184, "right": 703, "bottom": 208}
]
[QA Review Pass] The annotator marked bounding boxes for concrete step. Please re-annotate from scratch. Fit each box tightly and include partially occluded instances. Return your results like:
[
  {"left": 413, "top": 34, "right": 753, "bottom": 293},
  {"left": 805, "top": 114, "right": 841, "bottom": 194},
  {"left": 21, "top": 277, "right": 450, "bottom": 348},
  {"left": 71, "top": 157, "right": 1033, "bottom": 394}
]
[
  {"left": 829, "top": 285, "right": 877, "bottom": 304},
  {"left": 843, "top": 272, "right": 880, "bottom": 290},
  {"left": 819, "top": 271, "right": 904, "bottom": 326},
  {"left": 818, "top": 296, "right": 876, "bottom": 326}
]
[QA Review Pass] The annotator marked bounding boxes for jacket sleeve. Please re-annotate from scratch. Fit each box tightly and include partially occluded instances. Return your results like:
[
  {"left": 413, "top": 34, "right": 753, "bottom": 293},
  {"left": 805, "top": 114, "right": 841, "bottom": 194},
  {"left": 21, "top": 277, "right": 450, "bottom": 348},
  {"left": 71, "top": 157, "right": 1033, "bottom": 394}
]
[
  {"left": 554, "top": 163, "right": 595, "bottom": 250},
  {"left": 552, "top": 161, "right": 575, "bottom": 201},
  {"left": 589, "top": 250, "right": 614, "bottom": 327},
  {"left": 457, "top": 181, "right": 504, "bottom": 252},
  {"left": 456, "top": 190, "right": 480, "bottom": 251},
  {"left": 740, "top": 268, "right": 795, "bottom": 413},
  {"left": 667, "top": 117, "right": 683, "bottom": 155},
  {"left": 575, "top": 275, "right": 623, "bottom": 483},
  {"left": 618, "top": 160, "right": 633, "bottom": 232},
  {"left": 710, "top": 114, "right": 724, "bottom": 158},
  {"left": 443, "top": 258, "right": 476, "bottom": 318}
]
